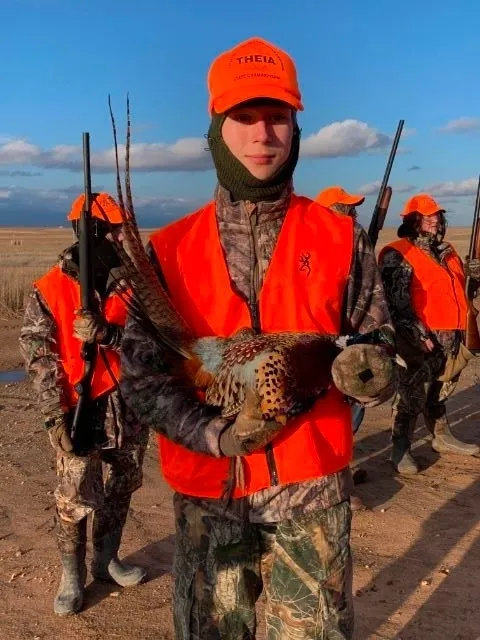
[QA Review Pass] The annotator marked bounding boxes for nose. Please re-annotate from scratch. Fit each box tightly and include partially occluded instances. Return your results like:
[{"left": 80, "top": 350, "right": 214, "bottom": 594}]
[{"left": 251, "top": 119, "right": 272, "bottom": 144}]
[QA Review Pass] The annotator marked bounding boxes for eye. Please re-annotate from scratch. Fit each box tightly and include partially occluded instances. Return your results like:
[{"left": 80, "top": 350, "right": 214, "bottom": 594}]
[
  {"left": 269, "top": 113, "right": 290, "bottom": 124},
  {"left": 231, "top": 112, "right": 253, "bottom": 124}
]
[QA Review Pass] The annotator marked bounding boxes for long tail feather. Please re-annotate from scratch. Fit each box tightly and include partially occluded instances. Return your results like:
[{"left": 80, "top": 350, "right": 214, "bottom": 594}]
[{"left": 108, "top": 96, "right": 197, "bottom": 361}]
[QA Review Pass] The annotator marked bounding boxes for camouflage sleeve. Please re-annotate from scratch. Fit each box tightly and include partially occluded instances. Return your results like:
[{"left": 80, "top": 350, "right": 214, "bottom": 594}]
[
  {"left": 379, "top": 248, "right": 429, "bottom": 348},
  {"left": 342, "top": 224, "right": 393, "bottom": 335},
  {"left": 119, "top": 256, "right": 229, "bottom": 457},
  {"left": 18, "top": 288, "right": 68, "bottom": 422}
]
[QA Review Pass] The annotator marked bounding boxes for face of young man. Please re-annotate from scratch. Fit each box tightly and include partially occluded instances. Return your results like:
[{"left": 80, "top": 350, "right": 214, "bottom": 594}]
[{"left": 221, "top": 101, "right": 295, "bottom": 180}]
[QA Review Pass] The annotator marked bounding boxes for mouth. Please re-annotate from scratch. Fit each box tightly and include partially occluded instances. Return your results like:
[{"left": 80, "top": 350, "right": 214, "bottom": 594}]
[{"left": 245, "top": 155, "right": 275, "bottom": 165}]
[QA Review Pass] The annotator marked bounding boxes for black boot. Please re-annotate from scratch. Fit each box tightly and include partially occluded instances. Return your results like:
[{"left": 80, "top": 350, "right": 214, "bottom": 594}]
[
  {"left": 391, "top": 416, "right": 419, "bottom": 475},
  {"left": 91, "top": 495, "right": 146, "bottom": 587},
  {"left": 425, "top": 414, "right": 480, "bottom": 456},
  {"left": 54, "top": 515, "right": 87, "bottom": 615}
]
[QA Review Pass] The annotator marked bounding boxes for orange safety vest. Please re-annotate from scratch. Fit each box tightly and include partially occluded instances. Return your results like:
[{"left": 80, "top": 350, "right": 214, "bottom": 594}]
[
  {"left": 149, "top": 194, "right": 355, "bottom": 499},
  {"left": 379, "top": 239, "right": 467, "bottom": 330},
  {"left": 34, "top": 266, "right": 126, "bottom": 407}
]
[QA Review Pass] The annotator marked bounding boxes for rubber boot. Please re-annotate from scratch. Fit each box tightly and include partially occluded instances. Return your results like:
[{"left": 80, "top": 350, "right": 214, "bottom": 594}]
[
  {"left": 91, "top": 495, "right": 146, "bottom": 587},
  {"left": 393, "top": 448, "right": 419, "bottom": 475},
  {"left": 426, "top": 415, "right": 480, "bottom": 456},
  {"left": 54, "top": 516, "right": 87, "bottom": 615},
  {"left": 391, "top": 416, "right": 419, "bottom": 475}
]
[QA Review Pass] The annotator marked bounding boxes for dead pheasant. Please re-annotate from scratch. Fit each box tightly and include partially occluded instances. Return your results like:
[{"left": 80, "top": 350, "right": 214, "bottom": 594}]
[{"left": 104, "top": 98, "right": 355, "bottom": 425}]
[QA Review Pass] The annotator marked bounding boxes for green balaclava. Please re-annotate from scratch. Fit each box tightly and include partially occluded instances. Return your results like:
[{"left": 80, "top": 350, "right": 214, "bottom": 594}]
[{"left": 207, "top": 102, "right": 301, "bottom": 203}]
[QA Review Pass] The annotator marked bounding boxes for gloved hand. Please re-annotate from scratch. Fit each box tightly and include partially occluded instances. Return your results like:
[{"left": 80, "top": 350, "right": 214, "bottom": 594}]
[
  {"left": 464, "top": 257, "right": 480, "bottom": 280},
  {"left": 46, "top": 417, "right": 75, "bottom": 456},
  {"left": 219, "top": 388, "right": 284, "bottom": 457},
  {"left": 331, "top": 343, "right": 396, "bottom": 407},
  {"left": 73, "top": 310, "right": 109, "bottom": 344}
]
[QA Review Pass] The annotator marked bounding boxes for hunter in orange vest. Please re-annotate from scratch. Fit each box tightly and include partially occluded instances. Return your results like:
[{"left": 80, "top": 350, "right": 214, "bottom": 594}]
[
  {"left": 119, "top": 37, "right": 394, "bottom": 639},
  {"left": 379, "top": 193, "right": 480, "bottom": 475},
  {"left": 19, "top": 193, "right": 148, "bottom": 617},
  {"left": 315, "top": 185, "right": 366, "bottom": 220}
]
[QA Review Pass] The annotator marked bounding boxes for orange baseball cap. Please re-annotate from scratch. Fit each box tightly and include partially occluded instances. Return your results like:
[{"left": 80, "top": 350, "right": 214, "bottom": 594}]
[
  {"left": 67, "top": 192, "right": 125, "bottom": 224},
  {"left": 207, "top": 37, "right": 303, "bottom": 115},
  {"left": 401, "top": 193, "right": 445, "bottom": 217},
  {"left": 315, "top": 186, "right": 365, "bottom": 208}
]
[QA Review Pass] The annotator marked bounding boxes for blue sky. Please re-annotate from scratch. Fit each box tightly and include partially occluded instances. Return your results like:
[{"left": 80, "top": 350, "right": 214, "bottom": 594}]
[{"left": 1, "top": 0, "right": 480, "bottom": 227}]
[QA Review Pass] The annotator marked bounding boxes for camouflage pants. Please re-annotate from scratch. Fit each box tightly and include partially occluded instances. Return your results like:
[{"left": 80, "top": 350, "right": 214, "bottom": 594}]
[
  {"left": 391, "top": 358, "right": 457, "bottom": 447},
  {"left": 54, "top": 427, "right": 149, "bottom": 523},
  {"left": 173, "top": 494, "right": 353, "bottom": 639}
]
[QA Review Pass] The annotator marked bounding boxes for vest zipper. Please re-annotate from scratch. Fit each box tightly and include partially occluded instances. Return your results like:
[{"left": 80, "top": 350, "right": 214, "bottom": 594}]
[{"left": 248, "top": 206, "right": 279, "bottom": 487}]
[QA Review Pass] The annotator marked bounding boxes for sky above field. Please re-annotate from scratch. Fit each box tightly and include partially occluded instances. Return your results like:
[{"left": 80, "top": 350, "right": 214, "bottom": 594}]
[{"left": 1, "top": 0, "right": 479, "bottom": 228}]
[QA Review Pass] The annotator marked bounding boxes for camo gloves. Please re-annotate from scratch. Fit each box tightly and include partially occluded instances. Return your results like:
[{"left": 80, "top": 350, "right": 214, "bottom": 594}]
[
  {"left": 219, "top": 389, "right": 282, "bottom": 457},
  {"left": 46, "top": 416, "right": 74, "bottom": 456},
  {"left": 73, "top": 310, "right": 109, "bottom": 344}
]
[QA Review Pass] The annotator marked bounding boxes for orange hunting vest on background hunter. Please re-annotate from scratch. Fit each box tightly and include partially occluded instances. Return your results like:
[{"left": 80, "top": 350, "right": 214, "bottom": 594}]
[
  {"left": 35, "top": 266, "right": 126, "bottom": 407},
  {"left": 149, "top": 194, "right": 354, "bottom": 499},
  {"left": 379, "top": 239, "right": 467, "bottom": 330}
]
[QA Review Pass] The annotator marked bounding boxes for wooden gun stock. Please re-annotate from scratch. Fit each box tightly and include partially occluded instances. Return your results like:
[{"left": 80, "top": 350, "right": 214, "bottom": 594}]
[
  {"left": 465, "top": 305, "right": 480, "bottom": 350},
  {"left": 465, "top": 174, "right": 480, "bottom": 351}
]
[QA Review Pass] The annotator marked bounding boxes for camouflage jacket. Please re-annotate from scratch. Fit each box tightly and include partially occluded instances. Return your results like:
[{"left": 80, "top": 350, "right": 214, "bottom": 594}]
[
  {"left": 380, "top": 235, "right": 463, "bottom": 354},
  {"left": 19, "top": 243, "right": 141, "bottom": 449},
  {"left": 120, "top": 184, "right": 393, "bottom": 522}
]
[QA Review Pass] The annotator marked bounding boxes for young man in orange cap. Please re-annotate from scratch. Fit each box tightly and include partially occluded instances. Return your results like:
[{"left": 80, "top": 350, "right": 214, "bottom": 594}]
[
  {"left": 379, "top": 193, "right": 480, "bottom": 475},
  {"left": 315, "top": 185, "right": 365, "bottom": 219},
  {"left": 121, "top": 37, "right": 392, "bottom": 639},
  {"left": 19, "top": 193, "right": 148, "bottom": 616}
]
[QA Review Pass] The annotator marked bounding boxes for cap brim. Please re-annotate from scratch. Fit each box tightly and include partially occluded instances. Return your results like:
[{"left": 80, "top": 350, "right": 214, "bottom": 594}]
[
  {"left": 343, "top": 194, "right": 365, "bottom": 206},
  {"left": 212, "top": 85, "right": 304, "bottom": 114}
]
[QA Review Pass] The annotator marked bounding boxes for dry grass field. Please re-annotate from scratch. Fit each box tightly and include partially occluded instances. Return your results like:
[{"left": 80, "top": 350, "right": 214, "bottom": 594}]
[
  {"left": 0, "top": 227, "right": 153, "bottom": 320},
  {"left": 0, "top": 225, "right": 473, "bottom": 321},
  {"left": 1, "top": 224, "right": 480, "bottom": 640}
]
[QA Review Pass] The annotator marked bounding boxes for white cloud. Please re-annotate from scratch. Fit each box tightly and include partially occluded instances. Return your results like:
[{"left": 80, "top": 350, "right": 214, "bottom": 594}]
[
  {"left": 357, "top": 181, "right": 416, "bottom": 196},
  {"left": 92, "top": 139, "right": 212, "bottom": 172},
  {"left": 0, "top": 119, "right": 399, "bottom": 173},
  {"left": 427, "top": 178, "right": 478, "bottom": 197},
  {"left": 439, "top": 117, "right": 480, "bottom": 134},
  {"left": 301, "top": 120, "right": 391, "bottom": 158},
  {"left": 0, "top": 137, "right": 213, "bottom": 173}
]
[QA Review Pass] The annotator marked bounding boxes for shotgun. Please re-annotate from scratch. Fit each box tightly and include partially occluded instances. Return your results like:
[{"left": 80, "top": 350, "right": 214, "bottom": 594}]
[
  {"left": 70, "top": 132, "right": 97, "bottom": 452},
  {"left": 367, "top": 119, "right": 405, "bottom": 247}
]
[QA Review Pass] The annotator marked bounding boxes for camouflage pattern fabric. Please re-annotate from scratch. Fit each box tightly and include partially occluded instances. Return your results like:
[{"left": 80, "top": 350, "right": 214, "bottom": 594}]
[
  {"left": 54, "top": 427, "right": 149, "bottom": 523},
  {"left": 173, "top": 493, "right": 353, "bottom": 639},
  {"left": 329, "top": 203, "right": 357, "bottom": 219},
  {"left": 391, "top": 356, "right": 458, "bottom": 450}
]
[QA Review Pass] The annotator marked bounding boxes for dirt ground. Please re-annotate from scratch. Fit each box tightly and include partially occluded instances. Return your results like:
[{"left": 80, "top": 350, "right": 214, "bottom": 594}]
[{"left": 1, "top": 226, "right": 480, "bottom": 639}]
